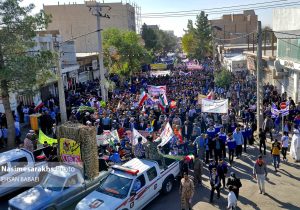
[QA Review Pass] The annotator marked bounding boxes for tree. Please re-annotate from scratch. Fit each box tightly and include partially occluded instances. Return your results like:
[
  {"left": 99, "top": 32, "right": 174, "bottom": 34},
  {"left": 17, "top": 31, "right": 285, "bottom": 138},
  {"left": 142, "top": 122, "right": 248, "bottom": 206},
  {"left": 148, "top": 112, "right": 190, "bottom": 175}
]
[
  {"left": 141, "top": 23, "right": 159, "bottom": 51},
  {"left": 182, "top": 11, "right": 212, "bottom": 60},
  {"left": 182, "top": 33, "right": 197, "bottom": 57},
  {"left": 214, "top": 68, "right": 232, "bottom": 88},
  {"left": 156, "top": 30, "right": 177, "bottom": 56},
  {"left": 103, "top": 28, "right": 148, "bottom": 78},
  {"left": 0, "top": 0, "right": 54, "bottom": 148}
]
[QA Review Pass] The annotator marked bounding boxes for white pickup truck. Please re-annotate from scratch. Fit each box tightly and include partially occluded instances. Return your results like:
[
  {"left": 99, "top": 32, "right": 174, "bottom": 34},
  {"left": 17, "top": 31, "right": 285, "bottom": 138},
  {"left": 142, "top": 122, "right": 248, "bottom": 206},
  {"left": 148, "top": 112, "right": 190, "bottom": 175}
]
[
  {"left": 75, "top": 157, "right": 180, "bottom": 210},
  {"left": 0, "top": 148, "right": 48, "bottom": 197}
]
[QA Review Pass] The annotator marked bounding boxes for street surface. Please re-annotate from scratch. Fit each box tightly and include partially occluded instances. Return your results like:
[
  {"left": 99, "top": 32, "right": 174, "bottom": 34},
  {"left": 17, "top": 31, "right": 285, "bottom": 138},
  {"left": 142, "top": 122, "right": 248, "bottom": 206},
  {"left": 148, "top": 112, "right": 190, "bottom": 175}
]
[{"left": 144, "top": 141, "right": 300, "bottom": 210}]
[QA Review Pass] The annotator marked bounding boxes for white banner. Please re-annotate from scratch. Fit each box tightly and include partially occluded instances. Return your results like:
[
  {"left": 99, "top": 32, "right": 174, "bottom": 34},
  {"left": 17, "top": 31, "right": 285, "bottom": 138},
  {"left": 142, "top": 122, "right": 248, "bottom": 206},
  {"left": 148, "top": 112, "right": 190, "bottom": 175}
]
[
  {"left": 201, "top": 99, "right": 228, "bottom": 114},
  {"left": 147, "top": 85, "right": 166, "bottom": 96},
  {"left": 132, "top": 128, "right": 147, "bottom": 145},
  {"left": 158, "top": 123, "right": 174, "bottom": 147}
]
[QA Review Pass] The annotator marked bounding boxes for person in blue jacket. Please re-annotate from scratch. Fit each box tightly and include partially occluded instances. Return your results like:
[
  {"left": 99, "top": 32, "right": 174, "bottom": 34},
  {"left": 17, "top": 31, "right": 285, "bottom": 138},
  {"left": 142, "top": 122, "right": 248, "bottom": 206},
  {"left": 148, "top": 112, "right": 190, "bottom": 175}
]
[
  {"left": 218, "top": 128, "right": 227, "bottom": 158},
  {"left": 227, "top": 133, "right": 236, "bottom": 165},
  {"left": 233, "top": 127, "right": 244, "bottom": 158}
]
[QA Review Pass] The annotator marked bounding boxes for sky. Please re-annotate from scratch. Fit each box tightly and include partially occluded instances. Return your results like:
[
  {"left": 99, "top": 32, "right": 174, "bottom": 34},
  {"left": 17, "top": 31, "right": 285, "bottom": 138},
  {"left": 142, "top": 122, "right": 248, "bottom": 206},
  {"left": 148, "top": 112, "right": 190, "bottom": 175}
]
[{"left": 22, "top": 0, "right": 300, "bottom": 37}]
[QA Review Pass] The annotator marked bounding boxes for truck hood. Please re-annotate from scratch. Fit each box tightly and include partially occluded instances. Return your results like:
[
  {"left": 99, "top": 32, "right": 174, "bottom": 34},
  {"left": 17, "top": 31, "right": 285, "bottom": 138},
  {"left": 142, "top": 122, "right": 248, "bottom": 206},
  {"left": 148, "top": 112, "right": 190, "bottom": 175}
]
[
  {"left": 9, "top": 186, "right": 58, "bottom": 210},
  {"left": 76, "top": 190, "right": 123, "bottom": 210}
]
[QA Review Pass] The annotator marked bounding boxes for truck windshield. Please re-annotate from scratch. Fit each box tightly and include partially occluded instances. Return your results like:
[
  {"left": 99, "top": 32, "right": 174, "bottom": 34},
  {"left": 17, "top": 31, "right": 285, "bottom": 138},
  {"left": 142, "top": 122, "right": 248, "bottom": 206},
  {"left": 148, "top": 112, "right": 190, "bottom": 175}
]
[
  {"left": 97, "top": 174, "right": 132, "bottom": 199},
  {"left": 41, "top": 174, "right": 65, "bottom": 191}
]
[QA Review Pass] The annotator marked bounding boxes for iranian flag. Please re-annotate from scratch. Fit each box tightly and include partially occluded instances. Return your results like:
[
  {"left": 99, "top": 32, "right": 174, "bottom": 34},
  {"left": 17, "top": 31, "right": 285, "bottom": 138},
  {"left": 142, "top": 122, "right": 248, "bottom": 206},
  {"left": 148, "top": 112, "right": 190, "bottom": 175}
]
[
  {"left": 138, "top": 92, "right": 148, "bottom": 107},
  {"left": 34, "top": 100, "right": 44, "bottom": 112},
  {"left": 159, "top": 93, "right": 168, "bottom": 106}
]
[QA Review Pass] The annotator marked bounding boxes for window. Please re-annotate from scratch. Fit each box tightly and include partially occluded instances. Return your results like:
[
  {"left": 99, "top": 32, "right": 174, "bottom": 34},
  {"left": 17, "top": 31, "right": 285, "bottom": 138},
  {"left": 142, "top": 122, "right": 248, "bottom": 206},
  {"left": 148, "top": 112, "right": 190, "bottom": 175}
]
[
  {"left": 97, "top": 174, "right": 133, "bottom": 199},
  {"left": 10, "top": 157, "right": 28, "bottom": 168},
  {"left": 146, "top": 167, "right": 158, "bottom": 181},
  {"left": 0, "top": 163, "right": 9, "bottom": 176},
  {"left": 66, "top": 174, "right": 79, "bottom": 187},
  {"left": 132, "top": 174, "right": 146, "bottom": 193}
]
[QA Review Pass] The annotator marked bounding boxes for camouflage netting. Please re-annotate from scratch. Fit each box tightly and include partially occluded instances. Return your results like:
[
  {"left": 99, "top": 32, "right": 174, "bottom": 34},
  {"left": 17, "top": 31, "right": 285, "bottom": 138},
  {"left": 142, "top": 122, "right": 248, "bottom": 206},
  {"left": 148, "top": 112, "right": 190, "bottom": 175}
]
[{"left": 57, "top": 122, "right": 99, "bottom": 179}]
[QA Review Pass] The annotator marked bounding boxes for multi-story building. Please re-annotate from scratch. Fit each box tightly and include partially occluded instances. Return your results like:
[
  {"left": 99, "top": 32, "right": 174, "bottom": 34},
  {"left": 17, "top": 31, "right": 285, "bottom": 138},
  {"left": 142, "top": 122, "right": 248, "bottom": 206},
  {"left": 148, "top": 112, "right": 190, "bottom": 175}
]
[
  {"left": 273, "top": 8, "right": 300, "bottom": 102},
  {"left": 44, "top": 1, "right": 136, "bottom": 53},
  {"left": 210, "top": 10, "right": 258, "bottom": 44},
  {"left": 18, "top": 31, "right": 79, "bottom": 105}
]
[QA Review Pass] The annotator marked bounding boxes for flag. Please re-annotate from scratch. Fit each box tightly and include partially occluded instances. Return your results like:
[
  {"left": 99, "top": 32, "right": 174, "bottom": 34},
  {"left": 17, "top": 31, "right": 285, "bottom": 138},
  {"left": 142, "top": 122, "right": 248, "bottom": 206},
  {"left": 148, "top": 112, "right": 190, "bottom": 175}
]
[
  {"left": 34, "top": 101, "right": 44, "bottom": 112},
  {"left": 138, "top": 92, "right": 148, "bottom": 107},
  {"left": 110, "top": 130, "right": 120, "bottom": 143},
  {"left": 158, "top": 123, "right": 174, "bottom": 147},
  {"left": 174, "top": 127, "right": 183, "bottom": 143},
  {"left": 132, "top": 128, "right": 147, "bottom": 145},
  {"left": 38, "top": 129, "right": 57, "bottom": 145},
  {"left": 207, "top": 91, "right": 214, "bottom": 100},
  {"left": 158, "top": 103, "right": 165, "bottom": 112},
  {"left": 116, "top": 101, "right": 121, "bottom": 110},
  {"left": 271, "top": 103, "right": 280, "bottom": 118},
  {"left": 170, "top": 100, "right": 177, "bottom": 109}
]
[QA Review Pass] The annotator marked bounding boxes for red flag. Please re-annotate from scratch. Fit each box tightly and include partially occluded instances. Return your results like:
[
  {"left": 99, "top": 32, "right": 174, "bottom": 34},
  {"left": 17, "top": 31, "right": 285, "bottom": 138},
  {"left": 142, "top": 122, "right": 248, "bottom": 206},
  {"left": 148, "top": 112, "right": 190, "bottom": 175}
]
[
  {"left": 138, "top": 92, "right": 148, "bottom": 107},
  {"left": 170, "top": 100, "right": 177, "bottom": 109},
  {"left": 34, "top": 101, "right": 44, "bottom": 112}
]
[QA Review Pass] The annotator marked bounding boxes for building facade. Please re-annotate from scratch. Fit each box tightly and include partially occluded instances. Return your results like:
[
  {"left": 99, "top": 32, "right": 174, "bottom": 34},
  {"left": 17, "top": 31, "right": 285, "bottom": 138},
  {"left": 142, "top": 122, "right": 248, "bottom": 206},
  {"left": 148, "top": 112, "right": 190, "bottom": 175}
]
[
  {"left": 210, "top": 10, "right": 258, "bottom": 44},
  {"left": 273, "top": 8, "right": 300, "bottom": 103},
  {"left": 44, "top": 1, "right": 136, "bottom": 53}
]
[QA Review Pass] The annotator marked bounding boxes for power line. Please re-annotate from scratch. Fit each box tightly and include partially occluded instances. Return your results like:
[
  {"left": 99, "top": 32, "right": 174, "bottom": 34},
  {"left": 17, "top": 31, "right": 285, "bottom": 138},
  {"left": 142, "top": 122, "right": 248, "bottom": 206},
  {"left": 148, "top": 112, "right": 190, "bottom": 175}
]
[
  {"left": 142, "top": 0, "right": 289, "bottom": 15},
  {"left": 141, "top": 2, "right": 300, "bottom": 18}
]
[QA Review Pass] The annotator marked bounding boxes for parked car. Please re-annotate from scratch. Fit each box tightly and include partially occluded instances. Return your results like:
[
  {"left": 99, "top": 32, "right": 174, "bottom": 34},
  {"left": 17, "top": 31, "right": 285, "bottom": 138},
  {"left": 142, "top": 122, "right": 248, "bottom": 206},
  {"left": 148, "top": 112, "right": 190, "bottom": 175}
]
[
  {"left": 0, "top": 148, "right": 48, "bottom": 197},
  {"left": 8, "top": 164, "right": 110, "bottom": 210},
  {"left": 76, "top": 157, "right": 180, "bottom": 210}
]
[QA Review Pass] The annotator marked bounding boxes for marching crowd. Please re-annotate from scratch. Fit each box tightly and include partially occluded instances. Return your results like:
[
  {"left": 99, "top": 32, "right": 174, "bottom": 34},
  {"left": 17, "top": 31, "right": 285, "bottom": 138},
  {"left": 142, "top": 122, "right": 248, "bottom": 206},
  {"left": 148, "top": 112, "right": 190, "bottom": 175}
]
[{"left": 1, "top": 58, "right": 300, "bottom": 209}]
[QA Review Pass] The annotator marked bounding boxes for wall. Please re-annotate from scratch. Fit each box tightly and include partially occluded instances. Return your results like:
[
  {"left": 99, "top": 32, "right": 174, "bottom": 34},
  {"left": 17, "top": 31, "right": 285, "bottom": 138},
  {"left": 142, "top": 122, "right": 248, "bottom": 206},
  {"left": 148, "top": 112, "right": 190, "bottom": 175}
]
[
  {"left": 44, "top": 2, "right": 136, "bottom": 53},
  {"left": 273, "top": 8, "right": 300, "bottom": 31},
  {"left": 210, "top": 10, "right": 257, "bottom": 44}
]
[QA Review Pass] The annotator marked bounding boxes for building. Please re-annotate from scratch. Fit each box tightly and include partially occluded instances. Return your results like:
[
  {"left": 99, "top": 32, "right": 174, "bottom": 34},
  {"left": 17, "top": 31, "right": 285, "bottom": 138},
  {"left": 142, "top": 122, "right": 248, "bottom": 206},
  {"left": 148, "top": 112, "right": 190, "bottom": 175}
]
[
  {"left": 272, "top": 8, "right": 300, "bottom": 102},
  {"left": 210, "top": 10, "right": 258, "bottom": 44},
  {"left": 18, "top": 31, "right": 79, "bottom": 106},
  {"left": 44, "top": 1, "right": 136, "bottom": 53}
]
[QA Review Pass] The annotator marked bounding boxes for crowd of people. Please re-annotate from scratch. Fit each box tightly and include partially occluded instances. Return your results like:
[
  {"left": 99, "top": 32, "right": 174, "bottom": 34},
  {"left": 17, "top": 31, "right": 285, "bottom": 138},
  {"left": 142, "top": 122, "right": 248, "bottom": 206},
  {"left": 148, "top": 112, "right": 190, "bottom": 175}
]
[{"left": 1, "top": 57, "right": 300, "bottom": 209}]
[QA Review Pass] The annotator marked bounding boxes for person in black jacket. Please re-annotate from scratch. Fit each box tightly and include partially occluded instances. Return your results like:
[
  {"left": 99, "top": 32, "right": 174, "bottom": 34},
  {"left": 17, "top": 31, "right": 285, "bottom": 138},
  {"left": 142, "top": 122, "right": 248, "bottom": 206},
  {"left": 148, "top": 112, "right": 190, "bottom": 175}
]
[
  {"left": 216, "top": 159, "right": 228, "bottom": 189},
  {"left": 226, "top": 172, "right": 242, "bottom": 199},
  {"left": 209, "top": 168, "right": 221, "bottom": 203},
  {"left": 259, "top": 128, "right": 267, "bottom": 155}
]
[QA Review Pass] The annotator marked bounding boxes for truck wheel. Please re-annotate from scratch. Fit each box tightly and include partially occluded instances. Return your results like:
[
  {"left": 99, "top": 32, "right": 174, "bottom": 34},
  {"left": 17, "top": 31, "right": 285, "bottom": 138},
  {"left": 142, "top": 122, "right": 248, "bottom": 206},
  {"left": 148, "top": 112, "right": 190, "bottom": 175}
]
[{"left": 162, "top": 177, "right": 174, "bottom": 194}]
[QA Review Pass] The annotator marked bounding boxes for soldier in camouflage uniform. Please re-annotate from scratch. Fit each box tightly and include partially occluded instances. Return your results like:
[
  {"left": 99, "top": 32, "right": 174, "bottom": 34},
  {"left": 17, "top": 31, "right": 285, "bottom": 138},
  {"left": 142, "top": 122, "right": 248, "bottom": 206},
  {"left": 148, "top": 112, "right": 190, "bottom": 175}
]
[{"left": 144, "top": 136, "right": 166, "bottom": 168}]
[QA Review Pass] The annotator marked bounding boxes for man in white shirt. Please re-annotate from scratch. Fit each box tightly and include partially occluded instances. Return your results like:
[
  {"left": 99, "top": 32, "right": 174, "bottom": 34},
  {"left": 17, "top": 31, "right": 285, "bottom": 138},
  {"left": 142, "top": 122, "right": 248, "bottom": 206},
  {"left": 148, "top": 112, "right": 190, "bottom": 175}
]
[
  {"left": 281, "top": 132, "right": 289, "bottom": 161},
  {"left": 227, "top": 185, "right": 237, "bottom": 209}
]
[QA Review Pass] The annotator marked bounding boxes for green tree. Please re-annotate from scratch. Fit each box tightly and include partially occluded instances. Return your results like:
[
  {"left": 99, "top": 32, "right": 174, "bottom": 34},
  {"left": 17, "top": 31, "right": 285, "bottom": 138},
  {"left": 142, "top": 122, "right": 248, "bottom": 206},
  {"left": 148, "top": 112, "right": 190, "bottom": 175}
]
[
  {"left": 103, "top": 28, "right": 147, "bottom": 78},
  {"left": 182, "top": 33, "right": 197, "bottom": 58},
  {"left": 141, "top": 23, "right": 159, "bottom": 51},
  {"left": 0, "top": 0, "right": 54, "bottom": 148},
  {"left": 214, "top": 68, "right": 232, "bottom": 88},
  {"left": 182, "top": 11, "right": 212, "bottom": 60},
  {"left": 156, "top": 30, "right": 177, "bottom": 56}
]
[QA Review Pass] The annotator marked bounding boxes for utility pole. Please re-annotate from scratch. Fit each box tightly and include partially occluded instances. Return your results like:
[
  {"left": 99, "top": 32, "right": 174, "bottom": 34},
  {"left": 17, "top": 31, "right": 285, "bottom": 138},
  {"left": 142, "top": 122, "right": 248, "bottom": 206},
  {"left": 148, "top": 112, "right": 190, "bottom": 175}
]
[
  {"left": 56, "top": 40, "right": 67, "bottom": 123},
  {"left": 87, "top": 2, "right": 111, "bottom": 102},
  {"left": 256, "top": 21, "right": 263, "bottom": 132}
]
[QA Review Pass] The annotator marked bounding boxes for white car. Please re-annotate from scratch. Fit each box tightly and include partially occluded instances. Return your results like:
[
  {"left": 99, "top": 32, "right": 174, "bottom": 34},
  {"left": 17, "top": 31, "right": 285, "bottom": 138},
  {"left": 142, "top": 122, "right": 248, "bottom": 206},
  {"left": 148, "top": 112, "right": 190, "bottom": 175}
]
[
  {"left": 0, "top": 148, "right": 48, "bottom": 197},
  {"left": 76, "top": 158, "right": 180, "bottom": 210}
]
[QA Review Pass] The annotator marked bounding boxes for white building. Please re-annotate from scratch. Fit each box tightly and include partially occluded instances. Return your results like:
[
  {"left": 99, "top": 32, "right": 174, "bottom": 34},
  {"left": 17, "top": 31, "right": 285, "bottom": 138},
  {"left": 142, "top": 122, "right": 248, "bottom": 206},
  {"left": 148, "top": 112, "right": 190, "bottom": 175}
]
[{"left": 273, "top": 8, "right": 300, "bottom": 103}]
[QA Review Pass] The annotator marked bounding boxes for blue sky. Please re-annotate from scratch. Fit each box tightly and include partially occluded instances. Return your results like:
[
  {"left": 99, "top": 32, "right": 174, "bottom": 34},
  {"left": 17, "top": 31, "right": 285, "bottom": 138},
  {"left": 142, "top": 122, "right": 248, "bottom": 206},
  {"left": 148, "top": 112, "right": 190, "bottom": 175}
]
[{"left": 22, "top": 0, "right": 299, "bottom": 36}]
